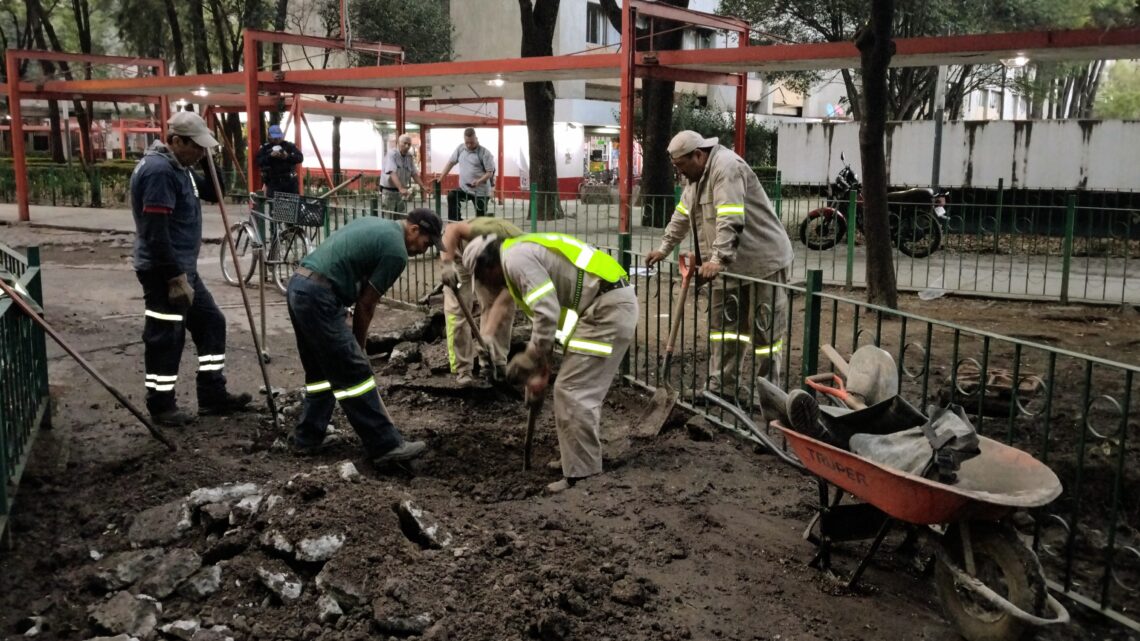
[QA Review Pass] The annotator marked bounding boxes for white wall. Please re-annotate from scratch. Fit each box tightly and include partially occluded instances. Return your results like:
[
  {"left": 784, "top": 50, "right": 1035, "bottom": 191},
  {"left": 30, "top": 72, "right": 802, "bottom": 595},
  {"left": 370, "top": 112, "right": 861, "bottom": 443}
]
[
  {"left": 299, "top": 116, "right": 386, "bottom": 172},
  {"left": 427, "top": 125, "right": 585, "bottom": 180},
  {"left": 777, "top": 120, "right": 1140, "bottom": 190}
]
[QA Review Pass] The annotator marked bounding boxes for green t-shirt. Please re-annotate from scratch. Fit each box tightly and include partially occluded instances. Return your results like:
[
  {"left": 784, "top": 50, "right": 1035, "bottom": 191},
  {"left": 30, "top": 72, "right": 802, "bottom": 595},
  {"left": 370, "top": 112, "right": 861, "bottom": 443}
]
[
  {"left": 300, "top": 217, "right": 407, "bottom": 305},
  {"left": 459, "top": 217, "right": 523, "bottom": 253}
]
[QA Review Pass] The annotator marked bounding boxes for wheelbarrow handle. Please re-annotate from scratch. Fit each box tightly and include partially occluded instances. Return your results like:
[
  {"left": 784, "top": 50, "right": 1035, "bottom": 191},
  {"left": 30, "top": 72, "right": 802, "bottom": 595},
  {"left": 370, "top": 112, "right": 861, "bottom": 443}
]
[{"left": 804, "top": 373, "right": 866, "bottom": 410}]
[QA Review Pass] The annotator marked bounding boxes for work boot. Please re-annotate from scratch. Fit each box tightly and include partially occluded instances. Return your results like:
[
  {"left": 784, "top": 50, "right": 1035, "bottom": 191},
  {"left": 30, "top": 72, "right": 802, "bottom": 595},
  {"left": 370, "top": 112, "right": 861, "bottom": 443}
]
[
  {"left": 371, "top": 440, "right": 427, "bottom": 466},
  {"left": 152, "top": 407, "right": 197, "bottom": 428},
  {"left": 786, "top": 389, "right": 828, "bottom": 441},
  {"left": 199, "top": 391, "right": 253, "bottom": 416},
  {"left": 545, "top": 477, "right": 579, "bottom": 494},
  {"left": 287, "top": 433, "right": 328, "bottom": 456},
  {"left": 456, "top": 372, "right": 477, "bottom": 387}
]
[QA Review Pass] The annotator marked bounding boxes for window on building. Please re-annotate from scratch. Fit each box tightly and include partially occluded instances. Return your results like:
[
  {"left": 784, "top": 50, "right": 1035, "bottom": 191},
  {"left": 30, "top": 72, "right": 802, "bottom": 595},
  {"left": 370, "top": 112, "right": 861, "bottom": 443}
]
[
  {"left": 586, "top": 3, "right": 618, "bottom": 46},
  {"left": 694, "top": 29, "right": 715, "bottom": 49}
]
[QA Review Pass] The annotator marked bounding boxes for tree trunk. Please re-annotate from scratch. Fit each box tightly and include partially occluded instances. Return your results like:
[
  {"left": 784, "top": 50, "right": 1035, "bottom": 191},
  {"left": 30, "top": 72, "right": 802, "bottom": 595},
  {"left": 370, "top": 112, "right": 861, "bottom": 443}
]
[
  {"left": 189, "top": 0, "right": 213, "bottom": 74},
  {"left": 47, "top": 99, "right": 66, "bottom": 163},
  {"left": 162, "top": 0, "right": 188, "bottom": 75},
  {"left": 519, "top": 0, "right": 562, "bottom": 219},
  {"left": 855, "top": 0, "right": 897, "bottom": 309},
  {"left": 332, "top": 116, "right": 342, "bottom": 184},
  {"left": 840, "top": 69, "right": 863, "bottom": 120},
  {"left": 272, "top": 0, "right": 289, "bottom": 73}
]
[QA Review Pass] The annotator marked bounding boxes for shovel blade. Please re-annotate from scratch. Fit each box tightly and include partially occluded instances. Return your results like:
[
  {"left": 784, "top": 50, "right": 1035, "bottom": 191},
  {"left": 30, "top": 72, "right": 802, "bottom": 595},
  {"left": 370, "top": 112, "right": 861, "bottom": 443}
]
[{"left": 635, "top": 385, "right": 678, "bottom": 438}]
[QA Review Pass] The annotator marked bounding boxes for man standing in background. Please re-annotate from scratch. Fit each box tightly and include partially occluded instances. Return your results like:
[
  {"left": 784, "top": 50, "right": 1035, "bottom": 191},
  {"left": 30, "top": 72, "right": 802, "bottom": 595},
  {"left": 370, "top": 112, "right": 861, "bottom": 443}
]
[
  {"left": 380, "top": 134, "right": 428, "bottom": 213},
  {"left": 256, "top": 124, "right": 304, "bottom": 197},
  {"left": 435, "top": 128, "right": 495, "bottom": 220}
]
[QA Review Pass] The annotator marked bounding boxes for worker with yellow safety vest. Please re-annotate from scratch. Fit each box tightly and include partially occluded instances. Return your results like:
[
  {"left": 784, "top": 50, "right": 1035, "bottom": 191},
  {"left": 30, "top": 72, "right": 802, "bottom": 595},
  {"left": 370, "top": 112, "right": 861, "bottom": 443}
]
[
  {"left": 646, "top": 130, "right": 794, "bottom": 399},
  {"left": 463, "top": 232, "right": 638, "bottom": 494}
]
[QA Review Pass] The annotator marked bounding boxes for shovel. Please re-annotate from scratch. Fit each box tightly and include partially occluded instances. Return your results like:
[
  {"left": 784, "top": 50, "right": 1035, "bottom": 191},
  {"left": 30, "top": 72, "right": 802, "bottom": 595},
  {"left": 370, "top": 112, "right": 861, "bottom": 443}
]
[
  {"left": 523, "top": 367, "right": 548, "bottom": 471},
  {"left": 635, "top": 252, "right": 695, "bottom": 437}
]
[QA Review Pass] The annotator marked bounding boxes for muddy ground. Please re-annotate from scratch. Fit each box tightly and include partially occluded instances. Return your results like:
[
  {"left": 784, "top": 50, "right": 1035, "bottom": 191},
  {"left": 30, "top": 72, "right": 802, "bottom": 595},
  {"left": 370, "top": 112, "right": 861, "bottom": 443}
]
[{"left": 1, "top": 225, "right": 1138, "bottom": 641}]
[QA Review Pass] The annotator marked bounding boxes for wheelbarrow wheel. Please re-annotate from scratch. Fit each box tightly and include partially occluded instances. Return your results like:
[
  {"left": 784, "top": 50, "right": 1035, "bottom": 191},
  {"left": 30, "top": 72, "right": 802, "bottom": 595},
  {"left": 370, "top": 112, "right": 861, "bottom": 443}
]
[{"left": 934, "top": 522, "right": 1047, "bottom": 641}]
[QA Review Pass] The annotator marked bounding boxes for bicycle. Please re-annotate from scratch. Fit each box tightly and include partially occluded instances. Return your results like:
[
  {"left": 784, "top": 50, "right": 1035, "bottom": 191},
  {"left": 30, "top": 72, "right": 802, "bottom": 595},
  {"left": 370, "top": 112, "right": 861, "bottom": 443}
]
[{"left": 219, "top": 192, "right": 325, "bottom": 295}]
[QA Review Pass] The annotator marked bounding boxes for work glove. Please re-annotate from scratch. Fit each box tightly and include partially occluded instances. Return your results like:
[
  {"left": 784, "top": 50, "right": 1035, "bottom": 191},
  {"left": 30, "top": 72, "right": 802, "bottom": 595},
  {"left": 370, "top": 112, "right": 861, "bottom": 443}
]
[
  {"left": 440, "top": 261, "right": 460, "bottom": 290},
  {"left": 167, "top": 274, "right": 194, "bottom": 309},
  {"left": 507, "top": 345, "right": 544, "bottom": 385}
]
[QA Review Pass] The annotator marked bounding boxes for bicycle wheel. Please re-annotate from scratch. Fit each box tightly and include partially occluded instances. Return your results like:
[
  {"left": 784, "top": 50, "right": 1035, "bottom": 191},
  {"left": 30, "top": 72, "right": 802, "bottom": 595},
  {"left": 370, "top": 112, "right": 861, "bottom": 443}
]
[
  {"left": 220, "top": 222, "right": 259, "bottom": 286},
  {"left": 272, "top": 226, "right": 314, "bottom": 295}
]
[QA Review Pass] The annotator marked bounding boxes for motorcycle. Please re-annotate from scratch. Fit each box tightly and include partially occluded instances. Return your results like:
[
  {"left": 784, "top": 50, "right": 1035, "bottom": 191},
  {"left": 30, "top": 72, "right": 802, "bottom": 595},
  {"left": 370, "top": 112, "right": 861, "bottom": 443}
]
[{"left": 799, "top": 153, "right": 951, "bottom": 258}]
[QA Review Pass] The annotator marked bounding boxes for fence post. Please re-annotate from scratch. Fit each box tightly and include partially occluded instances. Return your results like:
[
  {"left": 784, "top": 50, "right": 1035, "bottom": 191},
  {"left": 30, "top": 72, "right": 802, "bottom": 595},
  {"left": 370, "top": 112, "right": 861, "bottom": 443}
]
[
  {"left": 25, "top": 246, "right": 50, "bottom": 427},
  {"left": 370, "top": 195, "right": 379, "bottom": 218},
  {"left": 433, "top": 180, "right": 442, "bottom": 218},
  {"left": 529, "top": 182, "right": 538, "bottom": 233},
  {"left": 618, "top": 231, "right": 633, "bottom": 376},
  {"left": 845, "top": 190, "right": 857, "bottom": 288},
  {"left": 671, "top": 184, "right": 683, "bottom": 260},
  {"left": 773, "top": 170, "right": 783, "bottom": 220},
  {"left": 993, "top": 177, "right": 1004, "bottom": 254},
  {"left": 1060, "top": 194, "right": 1076, "bottom": 304},
  {"left": 801, "top": 269, "right": 823, "bottom": 390}
]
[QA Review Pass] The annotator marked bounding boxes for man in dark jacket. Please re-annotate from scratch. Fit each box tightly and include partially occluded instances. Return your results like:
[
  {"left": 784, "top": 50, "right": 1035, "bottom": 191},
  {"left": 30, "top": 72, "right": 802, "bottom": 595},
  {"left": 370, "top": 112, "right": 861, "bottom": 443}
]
[
  {"left": 255, "top": 124, "right": 304, "bottom": 196},
  {"left": 130, "top": 111, "right": 252, "bottom": 426}
]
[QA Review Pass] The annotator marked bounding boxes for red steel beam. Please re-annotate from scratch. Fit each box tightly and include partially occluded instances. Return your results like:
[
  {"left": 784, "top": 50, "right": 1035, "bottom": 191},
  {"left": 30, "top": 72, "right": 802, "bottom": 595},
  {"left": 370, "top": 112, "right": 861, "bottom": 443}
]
[
  {"left": 618, "top": 1, "right": 635, "bottom": 236},
  {"left": 5, "top": 49, "right": 163, "bottom": 68},
  {"left": 37, "top": 71, "right": 245, "bottom": 96},
  {"left": 281, "top": 52, "right": 621, "bottom": 86},
  {"left": 421, "top": 98, "right": 503, "bottom": 107},
  {"left": 635, "top": 65, "right": 739, "bottom": 86},
  {"left": 6, "top": 55, "right": 29, "bottom": 221},
  {"left": 244, "top": 41, "right": 261, "bottom": 193},
  {"left": 260, "top": 82, "right": 397, "bottom": 99},
  {"left": 244, "top": 29, "right": 403, "bottom": 57},
  {"left": 629, "top": 0, "right": 749, "bottom": 32}
]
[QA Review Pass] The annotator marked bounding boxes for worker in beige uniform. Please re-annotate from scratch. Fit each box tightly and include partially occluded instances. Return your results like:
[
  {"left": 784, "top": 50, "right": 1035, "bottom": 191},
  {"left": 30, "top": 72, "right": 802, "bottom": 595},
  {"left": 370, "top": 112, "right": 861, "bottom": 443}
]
[
  {"left": 464, "top": 232, "right": 638, "bottom": 493},
  {"left": 439, "top": 217, "right": 524, "bottom": 385},
  {"left": 646, "top": 130, "right": 794, "bottom": 403}
]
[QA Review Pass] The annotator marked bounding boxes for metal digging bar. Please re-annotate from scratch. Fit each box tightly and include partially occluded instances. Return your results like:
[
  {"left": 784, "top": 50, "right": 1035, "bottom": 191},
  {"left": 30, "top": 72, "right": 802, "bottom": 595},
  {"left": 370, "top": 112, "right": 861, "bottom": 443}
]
[
  {"left": 206, "top": 154, "right": 280, "bottom": 435},
  {"left": 0, "top": 278, "right": 177, "bottom": 451}
]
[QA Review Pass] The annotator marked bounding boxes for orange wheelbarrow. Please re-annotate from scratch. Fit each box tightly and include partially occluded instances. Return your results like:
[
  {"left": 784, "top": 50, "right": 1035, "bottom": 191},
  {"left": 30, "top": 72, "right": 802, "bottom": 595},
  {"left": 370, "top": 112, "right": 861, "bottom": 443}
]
[{"left": 702, "top": 390, "right": 1070, "bottom": 641}]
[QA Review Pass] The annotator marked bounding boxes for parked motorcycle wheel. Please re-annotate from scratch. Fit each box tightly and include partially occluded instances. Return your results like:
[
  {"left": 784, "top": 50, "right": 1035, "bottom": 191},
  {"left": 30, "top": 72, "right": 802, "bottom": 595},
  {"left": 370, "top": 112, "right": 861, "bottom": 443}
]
[
  {"left": 799, "top": 209, "right": 847, "bottom": 250},
  {"left": 896, "top": 210, "right": 943, "bottom": 258}
]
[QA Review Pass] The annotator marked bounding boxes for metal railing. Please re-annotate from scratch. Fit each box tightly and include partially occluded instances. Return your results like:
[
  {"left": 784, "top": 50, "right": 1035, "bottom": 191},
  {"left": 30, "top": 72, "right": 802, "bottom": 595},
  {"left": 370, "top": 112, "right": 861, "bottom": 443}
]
[
  {"left": 623, "top": 262, "right": 1140, "bottom": 631},
  {"left": 0, "top": 243, "right": 50, "bottom": 542}
]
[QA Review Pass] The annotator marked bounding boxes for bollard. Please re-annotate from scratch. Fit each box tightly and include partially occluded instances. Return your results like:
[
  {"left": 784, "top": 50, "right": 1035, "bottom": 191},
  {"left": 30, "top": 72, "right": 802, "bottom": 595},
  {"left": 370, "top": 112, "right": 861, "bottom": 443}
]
[
  {"left": 433, "top": 180, "right": 442, "bottom": 218},
  {"left": 801, "top": 270, "right": 823, "bottom": 390},
  {"left": 845, "top": 190, "right": 857, "bottom": 288},
  {"left": 1060, "top": 194, "right": 1076, "bottom": 304},
  {"left": 529, "top": 182, "right": 538, "bottom": 233},
  {"left": 993, "top": 178, "right": 1004, "bottom": 254},
  {"left": 773, "top": 170, "right": 783, "bottom": 220}
]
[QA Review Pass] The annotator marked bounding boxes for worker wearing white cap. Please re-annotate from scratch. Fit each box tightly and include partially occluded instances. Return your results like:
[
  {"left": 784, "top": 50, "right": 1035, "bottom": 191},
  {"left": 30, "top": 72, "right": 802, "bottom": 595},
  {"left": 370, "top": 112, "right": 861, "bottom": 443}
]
[
  {"left": 645, "top": 130, "right": 794, "bottom": 398},
  {"left": 464, "top": 232, "right": 638, "bottom": 493}
]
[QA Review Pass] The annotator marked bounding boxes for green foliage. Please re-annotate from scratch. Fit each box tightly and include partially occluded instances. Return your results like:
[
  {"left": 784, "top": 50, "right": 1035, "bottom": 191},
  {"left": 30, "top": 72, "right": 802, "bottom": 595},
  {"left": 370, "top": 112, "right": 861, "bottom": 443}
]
[
  {"left": 669, "top": 93, "right": 778, "bottom": 166},
  {"left": 1096, "top": 60, "right": 1140, "bottom": 118},
  {"left": 348, "top": 0, "right": 452, "bottom": 64}
]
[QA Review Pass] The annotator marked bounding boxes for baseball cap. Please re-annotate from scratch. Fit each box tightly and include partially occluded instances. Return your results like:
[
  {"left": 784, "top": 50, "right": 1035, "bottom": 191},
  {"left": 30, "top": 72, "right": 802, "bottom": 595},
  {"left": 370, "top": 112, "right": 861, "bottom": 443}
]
[
  {"left": 407, "top": 208, "right": 444, "bottom": 251},
  {"left": 667, "top": 130, "right": 718, "bottom": 159},
  {"left": 168, "top": 111, "right": 219, "bottom": 149},
  {"left": 461, "top": 234, "right": 497, "bottom": 275},
  {"left": 268, "top": 125, "right": 284, "bottom": 138}
]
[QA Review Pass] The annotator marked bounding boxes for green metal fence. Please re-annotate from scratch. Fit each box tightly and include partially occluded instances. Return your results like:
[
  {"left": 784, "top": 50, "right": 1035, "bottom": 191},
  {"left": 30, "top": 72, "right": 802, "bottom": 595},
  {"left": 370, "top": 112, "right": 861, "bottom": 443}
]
[
  {"left": 0, "top": 243, "right": 50, "bottom": 542},
  {"left": 623, "top": 262, "right": 1140, "bottom": 631}
]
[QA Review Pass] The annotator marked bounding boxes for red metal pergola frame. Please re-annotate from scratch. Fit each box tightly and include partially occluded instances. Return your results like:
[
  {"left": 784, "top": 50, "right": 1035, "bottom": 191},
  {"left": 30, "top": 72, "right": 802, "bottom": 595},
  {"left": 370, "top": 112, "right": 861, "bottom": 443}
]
[{"left": 4, "top": 1, "right": 1140, "bottom": 228}]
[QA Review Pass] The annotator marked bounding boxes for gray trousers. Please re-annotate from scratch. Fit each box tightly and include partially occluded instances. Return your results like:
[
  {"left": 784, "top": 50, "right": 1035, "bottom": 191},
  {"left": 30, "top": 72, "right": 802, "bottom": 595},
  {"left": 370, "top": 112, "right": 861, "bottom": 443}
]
[
  {"left": 708, "top": 268, "right": 788, "bottom": 399},
  {"left": 443, "top": 265, "right": 513, "bottom": 376},
  {"left": 381, "top": 190, "right": 407, "bottom": 214},
  {"left": 553, "top": 286, "right": 638, "bottom": 479}
]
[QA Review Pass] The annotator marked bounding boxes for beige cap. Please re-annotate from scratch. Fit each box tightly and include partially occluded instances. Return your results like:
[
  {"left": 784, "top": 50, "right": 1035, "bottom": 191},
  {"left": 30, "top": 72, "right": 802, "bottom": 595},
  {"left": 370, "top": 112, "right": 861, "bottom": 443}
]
[
  {"left": 168, "top": 111, "right": 219, "bottom": 149},
  {"left": 667, "top": 130, "right": 718, "bottom": 159},
  {"left": 461, "top": 234, "right": 497, "bottom": 275}
]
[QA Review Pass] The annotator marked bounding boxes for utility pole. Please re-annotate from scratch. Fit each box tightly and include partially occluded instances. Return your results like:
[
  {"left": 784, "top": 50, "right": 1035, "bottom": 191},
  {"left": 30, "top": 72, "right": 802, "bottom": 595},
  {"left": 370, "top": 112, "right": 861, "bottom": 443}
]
[{"left": 930, "top": 65, "right": 947, "bottom": 187}]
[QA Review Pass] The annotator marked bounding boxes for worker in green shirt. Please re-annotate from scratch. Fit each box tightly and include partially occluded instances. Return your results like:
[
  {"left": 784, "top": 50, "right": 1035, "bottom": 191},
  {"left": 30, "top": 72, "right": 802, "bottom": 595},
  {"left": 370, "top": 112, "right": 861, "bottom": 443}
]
[
  {"left": 438, "top": 217, "right": 524, "bottom": 385},
  {"left": 286, "top": 209, "right": 443, "bottom": 466}
]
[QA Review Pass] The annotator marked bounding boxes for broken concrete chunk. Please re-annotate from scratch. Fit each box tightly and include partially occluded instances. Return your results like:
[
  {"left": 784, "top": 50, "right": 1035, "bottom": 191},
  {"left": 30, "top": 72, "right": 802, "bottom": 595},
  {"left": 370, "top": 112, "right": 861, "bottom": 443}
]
[
  {"left": 187, "top": 483, "right": 260, "bottom": 508},
  {"left": 372, "top": 606, "right": 432, "bottom": 637},
  {"left": 394, "top": 500, "right": 452, "bottom": 549},
  {"left": 337, "top": 461, "right": 361, "bottom": 483},
  {"left": 178, "top": 565, "right": 222, "bottom": 600},
  {"left": 264, "top": 495, "right": 284, "bottom": 513},
  {"left": 136, "top": 548, "right": 203, "bottom": 599},
  {"left": 84, "top": 636, "right": 140, "bottom": 641},
  {"left": 198, "top": 503, "right": 231, "bottom": 528},
  {"left": 389, "top": 342, "right": 422, "bottom": 365},
  {"left": 88, "top": 591, "right": 161, "bottom": 639},
  {"left": 228, "top": 494, "right": 264, "bottom": 525},
  {"left": 159, "top": 619, "right": 200, "bottom": 641},
  {"left": 189, "top": 626, "right": 235, "bottom": 641},
  {"left": 128, "top": 501, "right": 192, "bottom": 547},
  {"left": 609, "top": 577, "right": 648, "bottom": 607},
  {"left": 295, "top": 533, "right": 346, "bottom": 563},
  {"left": 316, "top": 594, "right": 343, "bottom": 624},
  {"left": 256, "top": 563, "right": 303, "bottom": 602},
  {"left": 90, "top": 548, "right": 165, "bottom": 592},
  {"left": 314, "top": 558, "right": 367, "bottom": 609},
  {"left": 258, "top": 529, "right": 294, "bottom": 556}
]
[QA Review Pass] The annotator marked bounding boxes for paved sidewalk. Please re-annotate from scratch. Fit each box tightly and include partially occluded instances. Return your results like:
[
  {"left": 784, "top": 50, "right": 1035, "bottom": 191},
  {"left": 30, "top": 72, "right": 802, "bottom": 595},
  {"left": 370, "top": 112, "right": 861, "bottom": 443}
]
[{"left": 0, "top": 203, "right": 229, "bottom": 241}]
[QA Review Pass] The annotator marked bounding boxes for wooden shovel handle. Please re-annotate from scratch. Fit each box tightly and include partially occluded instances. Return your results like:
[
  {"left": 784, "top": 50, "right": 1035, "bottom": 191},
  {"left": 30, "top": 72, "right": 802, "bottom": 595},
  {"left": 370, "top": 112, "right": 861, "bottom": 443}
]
[{"left": 821, "top": 344, "right": 850, "bottom": 378}]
